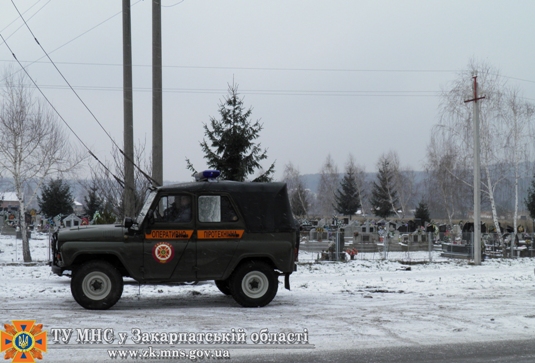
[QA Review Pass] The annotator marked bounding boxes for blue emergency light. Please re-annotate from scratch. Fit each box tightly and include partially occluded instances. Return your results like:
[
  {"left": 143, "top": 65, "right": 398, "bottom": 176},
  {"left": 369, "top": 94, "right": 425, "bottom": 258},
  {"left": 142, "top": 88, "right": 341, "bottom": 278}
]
[{"left": 195, "top": 170, "right": 221, "bottom": 182}]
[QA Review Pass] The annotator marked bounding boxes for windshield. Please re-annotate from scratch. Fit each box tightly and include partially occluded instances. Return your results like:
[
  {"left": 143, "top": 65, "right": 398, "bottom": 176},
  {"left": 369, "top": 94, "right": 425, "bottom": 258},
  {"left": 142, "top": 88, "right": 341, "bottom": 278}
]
[{"left": 136, "top": 190, "right": 158, "bottom": 226}]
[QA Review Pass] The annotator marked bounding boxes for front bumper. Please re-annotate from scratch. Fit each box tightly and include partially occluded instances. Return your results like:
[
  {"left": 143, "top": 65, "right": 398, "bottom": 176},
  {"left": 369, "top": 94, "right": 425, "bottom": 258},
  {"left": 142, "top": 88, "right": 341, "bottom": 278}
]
[{"left": 51, "top": 264, "right": 64, "bottom": 276}]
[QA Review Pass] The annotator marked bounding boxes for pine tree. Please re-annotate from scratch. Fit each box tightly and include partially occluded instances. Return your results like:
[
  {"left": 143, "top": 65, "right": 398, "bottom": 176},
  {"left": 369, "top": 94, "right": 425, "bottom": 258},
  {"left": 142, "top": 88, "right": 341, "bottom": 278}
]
[
  {"left": 334, "top": 167, "right": 360, "bottom": 219},
  {"left": 370, "top": 157, "right": 399, "bottom": 218},
  {"left": 38, "top": 179, "right": 73, "bottom": 218},
  {"left": 187, "top": 82, "right": 275, "bottom": 182},
  {"left": 525, "top": 176, "right": 535, "bottom": 219},
  {"left": 414, "top": 201, "right": 431, "bottom": 226},
  {"left": 83, "top": 181, "right": 102, "bottom": 219}
]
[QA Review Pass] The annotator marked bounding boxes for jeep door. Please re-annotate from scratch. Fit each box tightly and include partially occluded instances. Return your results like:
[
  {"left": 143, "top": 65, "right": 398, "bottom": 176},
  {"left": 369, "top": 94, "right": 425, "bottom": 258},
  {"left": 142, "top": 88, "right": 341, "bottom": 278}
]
[
  {"left": 195, "top": 194, "right": 244, "bottom": 280},
  {"left": 143, "top": 193, "right": 196, "bottom": 281}
]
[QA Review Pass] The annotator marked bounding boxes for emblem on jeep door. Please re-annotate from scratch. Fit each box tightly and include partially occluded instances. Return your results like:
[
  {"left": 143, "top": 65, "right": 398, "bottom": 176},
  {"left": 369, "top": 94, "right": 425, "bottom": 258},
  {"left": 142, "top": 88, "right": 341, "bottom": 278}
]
[{"left": 152, "top": 242, "right": 175, "bottom": 263}]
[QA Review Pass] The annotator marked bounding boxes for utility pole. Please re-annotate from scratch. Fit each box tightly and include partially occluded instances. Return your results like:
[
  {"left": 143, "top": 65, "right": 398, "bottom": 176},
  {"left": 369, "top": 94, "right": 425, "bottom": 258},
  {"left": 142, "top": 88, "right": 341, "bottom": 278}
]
[
  {"left": 152, "top": 0, "right": 163, "bottom": 186},
  {"left": 123, "top": 0, "right": 135, "bottom": 217},
  {"left": 464, "top": 75, "right": 485, "bottom": 265}
]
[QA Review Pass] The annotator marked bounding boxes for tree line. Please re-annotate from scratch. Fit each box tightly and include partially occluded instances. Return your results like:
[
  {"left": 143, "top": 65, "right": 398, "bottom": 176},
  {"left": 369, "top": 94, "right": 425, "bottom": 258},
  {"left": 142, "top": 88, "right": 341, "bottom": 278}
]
[
  {"left": 283, "top": 60, "right": 535, "bottom": 230},
  {"left": 2, "top": 60, "right": 535, "bottom": 263}
]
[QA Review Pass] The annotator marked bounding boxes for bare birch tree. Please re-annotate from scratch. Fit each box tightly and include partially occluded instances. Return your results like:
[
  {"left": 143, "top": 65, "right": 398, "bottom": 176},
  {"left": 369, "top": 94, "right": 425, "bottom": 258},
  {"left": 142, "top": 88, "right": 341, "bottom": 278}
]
[
  {"left": 87, "top": 140, "right": 153, "bottom": 221},
  {"left": 0, "top": 71, "right": 79, "bottom": 262},
  {"left": 282, "top": 162, "right": 310, "bottom": 218},
  {"left": 386, "top": 151, "right": 417, "bottom": 219},
  {"left": 502, "top": 88, "right": 535, "bottom": 232},
  {"left": 425, "top": 135, "right": 472, "bottom": 224},
  {"left": 434, "top": 60, "right": 512, "bottom": 233},
  {"left": 315, "top": 154, "right": 339, "bottom": 217}
]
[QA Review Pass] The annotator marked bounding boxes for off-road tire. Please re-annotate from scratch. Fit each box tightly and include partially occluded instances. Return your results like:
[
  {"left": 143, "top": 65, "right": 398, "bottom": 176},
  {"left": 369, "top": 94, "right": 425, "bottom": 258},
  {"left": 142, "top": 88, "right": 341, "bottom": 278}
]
[
  {"left": 214, "top": 279, "right": 232, "bottom": 295},
  {"left": 71, "top": 261, "right": 124, "bottom": 310},
  {"left": 229, "top": 261, "right": 278, "bottom": 307}
]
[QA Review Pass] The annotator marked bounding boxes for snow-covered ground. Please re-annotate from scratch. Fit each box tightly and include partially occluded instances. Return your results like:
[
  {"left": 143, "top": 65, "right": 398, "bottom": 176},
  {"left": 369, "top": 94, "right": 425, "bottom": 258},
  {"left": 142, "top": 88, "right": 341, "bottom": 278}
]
[{"left": 1, "top": 233, "right": 535, "bottom": 362}]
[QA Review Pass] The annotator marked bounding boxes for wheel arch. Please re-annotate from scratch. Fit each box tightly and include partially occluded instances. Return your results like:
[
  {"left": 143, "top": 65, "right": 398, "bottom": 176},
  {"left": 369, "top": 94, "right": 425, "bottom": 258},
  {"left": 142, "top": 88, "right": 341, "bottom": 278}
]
[
  {"left": 224, "top": 256, "right": 279, "bottom": 280},
  {"left": 71, "top": 254, "right": 130, "bottom": 278}
]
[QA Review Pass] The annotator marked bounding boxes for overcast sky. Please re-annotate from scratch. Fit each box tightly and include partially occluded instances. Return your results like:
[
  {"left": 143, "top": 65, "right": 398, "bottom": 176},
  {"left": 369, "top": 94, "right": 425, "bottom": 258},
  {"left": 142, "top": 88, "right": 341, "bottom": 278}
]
[{"left": 1, "top": 0, "right": 534, "bottom": 183}]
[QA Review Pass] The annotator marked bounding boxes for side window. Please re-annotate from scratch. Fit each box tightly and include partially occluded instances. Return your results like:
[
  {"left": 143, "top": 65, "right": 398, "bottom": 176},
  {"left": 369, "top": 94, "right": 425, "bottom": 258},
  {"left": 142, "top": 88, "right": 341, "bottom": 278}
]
[
  {"left": 220, "top": 196, "right": 238, "bottom": 222},
  {"left": 154, "top": 194, "right": 192, "bottom": 223},
  {"left": 198, "top": 195, "right": 238, "bottom": 223},
  {"left": 198, "top": 196, "right": 220, "bottom": 222},
  {"left": 153, "top": 196, "right": 170, "bottom": 222}
]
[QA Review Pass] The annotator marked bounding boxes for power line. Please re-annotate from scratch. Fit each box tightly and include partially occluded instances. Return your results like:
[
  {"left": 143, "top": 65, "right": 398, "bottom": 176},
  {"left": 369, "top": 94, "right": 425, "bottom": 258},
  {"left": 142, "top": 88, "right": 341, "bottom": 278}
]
[
  {"left": 0, "top": 0, "right": 51, "bottom": 45},
  {"left": 2, "top": 2, "right": 534, "bottom": 89},
  {"left": 24, "top": 83, "right": 535, "bottom": 101},
  {"left": 1, "top": 0, "right": 43, "bottom": 33},
  {"left": 162, "top": 0, "right": 186, "bottom": 7},
  {"left": 0, "top": 58, "right": 461, "bottom": 74},
  {"left": 0, "top": 0, "right": 144, "bottom": 84},
  {"left": 10, "top": 0, "right": 120, "bottom": 155},
  {"left": 7, "top": 1, "right": 158, "bottom": 188},
  {"left": 31, "top": 84, "right": 442, "bottom": 97},
  {"left": 29, "top": 0, "right": 144, "bottom": 65},
  {"left": 3, "top": 59, "right": 534, "bottom": 86},
  {"left": 500, "top": 75, "right": 535, "bottom": 85},
  {"left": 0, "top": 33, "right": 124, "bottom": 189}
]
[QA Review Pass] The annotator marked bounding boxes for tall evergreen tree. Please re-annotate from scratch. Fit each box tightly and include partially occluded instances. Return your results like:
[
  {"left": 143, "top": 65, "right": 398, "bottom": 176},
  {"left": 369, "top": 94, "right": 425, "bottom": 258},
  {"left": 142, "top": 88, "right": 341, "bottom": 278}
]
[
  {"left": 524, "top": 176, "right": 535, "bottom": 219},
  {"left": 38, "top": 179, "right": 73, "bottom": 218},
  {"left": 83, "top": 181, "right": 102, "bottom": 219},
  {"left": 414, "top": 200, "right": 431, "bottom": 226},
  {"left": 334, "top": 166, "right": 360, "bottom": 219},
  {"left": 187, "top": 82, "right": 275, "bottom": 182},
  {"left": 370, "top": 157, "right": 399, "bottom": 218}
]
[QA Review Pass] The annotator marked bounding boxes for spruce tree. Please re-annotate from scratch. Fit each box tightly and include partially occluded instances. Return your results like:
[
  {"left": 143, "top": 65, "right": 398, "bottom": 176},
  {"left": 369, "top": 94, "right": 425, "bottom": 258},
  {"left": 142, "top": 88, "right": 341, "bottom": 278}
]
[
  {"left": 83, "top": 181, "right": 102, "bottom": 219},
  {"left": 38, "top": 179, "right": 73, "bottom": 218},
  {"left": 370, "top": 157, "right": 399, "bottom": 218},
  {"left": 187, "top": 82, "right": 275, "bottom": 182},
  {"left": 525, "top": 176, "right": 535, "bottom": 219},
  {"left": 414, "top": 201, "right": 431, "bottom": 226},
  {"left": 334, "top": 167, "right": 360, "bottom": 219}
]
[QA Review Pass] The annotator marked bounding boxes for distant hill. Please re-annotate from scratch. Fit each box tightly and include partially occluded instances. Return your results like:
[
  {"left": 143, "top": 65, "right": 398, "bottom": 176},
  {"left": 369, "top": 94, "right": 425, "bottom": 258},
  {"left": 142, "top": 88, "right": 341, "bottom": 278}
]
[{"left": 298, "top": 171, "right": 428, "bottom": 194}]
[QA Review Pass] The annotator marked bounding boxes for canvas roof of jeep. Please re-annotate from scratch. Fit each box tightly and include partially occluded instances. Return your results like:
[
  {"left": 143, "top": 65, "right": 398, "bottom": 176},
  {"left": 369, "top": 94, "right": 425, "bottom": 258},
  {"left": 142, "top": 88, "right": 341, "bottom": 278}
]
[{"left": 157, "top": 181, "right": 296, "bottom": 233}]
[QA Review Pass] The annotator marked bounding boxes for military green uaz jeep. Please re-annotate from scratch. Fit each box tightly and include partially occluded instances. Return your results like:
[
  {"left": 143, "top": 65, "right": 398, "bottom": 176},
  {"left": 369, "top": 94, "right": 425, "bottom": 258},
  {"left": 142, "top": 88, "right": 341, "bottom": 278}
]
[{"left": 51, "top": 171, "right": 299, "bottom": 310}]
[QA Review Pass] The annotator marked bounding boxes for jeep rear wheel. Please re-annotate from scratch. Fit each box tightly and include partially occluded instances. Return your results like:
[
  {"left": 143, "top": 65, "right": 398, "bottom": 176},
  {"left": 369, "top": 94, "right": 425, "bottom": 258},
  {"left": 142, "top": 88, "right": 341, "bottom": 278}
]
[
  {"left": 214, "top": 279, "right": 231, "bottom": 295},
  {"left": 229, "top": 261, "right": 278, "bottom": 307},
  {"left": 71, "top": 261, "right": 123, "bottom": 310}
]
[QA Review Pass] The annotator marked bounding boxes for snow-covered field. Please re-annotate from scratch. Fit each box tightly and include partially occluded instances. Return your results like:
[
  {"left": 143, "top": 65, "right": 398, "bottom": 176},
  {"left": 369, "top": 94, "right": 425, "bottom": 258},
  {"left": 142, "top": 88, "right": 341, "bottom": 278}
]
[{"left": 1, "top": 233, "right": 535, "bottom": 362}]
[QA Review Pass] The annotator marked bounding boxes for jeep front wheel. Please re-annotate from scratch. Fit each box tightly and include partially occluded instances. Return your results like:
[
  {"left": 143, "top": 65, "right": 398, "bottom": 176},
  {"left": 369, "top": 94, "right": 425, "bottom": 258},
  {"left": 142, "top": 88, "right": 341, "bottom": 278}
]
[
  {"left": 229, "top": 261, "right": 278, "bottom": 307},
  {"left": 71, "top": 261, "right": 124, "bottom": 310}
]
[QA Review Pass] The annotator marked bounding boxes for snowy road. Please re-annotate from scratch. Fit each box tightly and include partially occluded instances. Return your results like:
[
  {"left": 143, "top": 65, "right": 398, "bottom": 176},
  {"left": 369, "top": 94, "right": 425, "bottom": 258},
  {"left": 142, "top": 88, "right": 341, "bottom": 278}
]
[{"left": 1, "top": 234, "right": 535, "bottom": 362}]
